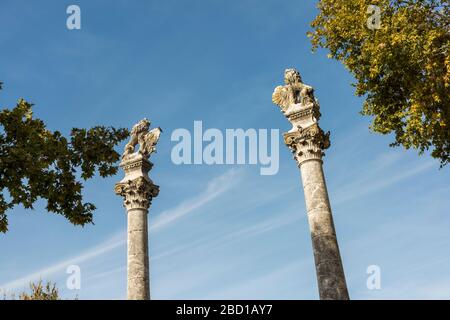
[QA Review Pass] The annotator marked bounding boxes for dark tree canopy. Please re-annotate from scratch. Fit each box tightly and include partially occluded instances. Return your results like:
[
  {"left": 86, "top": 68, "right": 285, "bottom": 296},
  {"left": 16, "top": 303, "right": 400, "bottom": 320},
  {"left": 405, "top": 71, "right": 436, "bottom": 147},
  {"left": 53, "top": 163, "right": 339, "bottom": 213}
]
[
  {"left": 308, "top": 0, "right": 449, "bottom": 166},
  {"left": 0, "top": 82, "right": 129, "bottom": 232}
]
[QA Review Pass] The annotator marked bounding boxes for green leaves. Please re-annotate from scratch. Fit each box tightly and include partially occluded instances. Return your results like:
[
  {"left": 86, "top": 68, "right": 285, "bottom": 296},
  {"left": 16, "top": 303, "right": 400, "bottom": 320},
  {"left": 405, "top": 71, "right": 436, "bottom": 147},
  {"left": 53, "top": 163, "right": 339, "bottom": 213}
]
[
  {"left": 309, "top": 0, "right": 449, "bottom": 166},
  {"left": 0, "top": 88, "right": 129, "bottom": 233}
]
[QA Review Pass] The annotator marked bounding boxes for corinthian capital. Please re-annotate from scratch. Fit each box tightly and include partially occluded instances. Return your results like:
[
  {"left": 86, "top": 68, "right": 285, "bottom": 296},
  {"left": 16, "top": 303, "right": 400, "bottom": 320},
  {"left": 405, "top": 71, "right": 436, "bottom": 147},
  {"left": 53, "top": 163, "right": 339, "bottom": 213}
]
[
  {"left": 115, "top": 176, "right": 159, "bottom": 211},
  {"left": 284, "top": 124, "right": 330, "bottom": 165}
]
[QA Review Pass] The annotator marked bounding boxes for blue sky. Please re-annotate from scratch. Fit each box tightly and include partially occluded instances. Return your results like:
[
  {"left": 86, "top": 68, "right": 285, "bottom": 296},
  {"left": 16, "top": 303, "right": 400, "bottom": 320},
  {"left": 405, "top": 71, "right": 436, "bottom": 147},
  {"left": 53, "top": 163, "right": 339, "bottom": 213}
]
[{"left": 1, "top": 0, "right": 449, "bottom": 300}]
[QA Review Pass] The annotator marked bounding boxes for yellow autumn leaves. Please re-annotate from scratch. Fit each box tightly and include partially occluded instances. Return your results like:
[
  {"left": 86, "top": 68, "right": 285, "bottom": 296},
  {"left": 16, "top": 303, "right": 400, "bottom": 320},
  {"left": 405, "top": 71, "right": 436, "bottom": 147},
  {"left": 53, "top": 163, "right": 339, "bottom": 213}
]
[{"left": 309, "top": 0, "right": 449, "bottom": 166}]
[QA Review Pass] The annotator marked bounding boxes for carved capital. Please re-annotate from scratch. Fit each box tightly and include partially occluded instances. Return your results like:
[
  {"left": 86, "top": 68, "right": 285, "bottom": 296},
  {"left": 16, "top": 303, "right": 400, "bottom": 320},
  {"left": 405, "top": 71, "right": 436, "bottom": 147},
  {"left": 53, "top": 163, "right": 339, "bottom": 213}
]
[
  {"left": 115, "top": 177, "right": 159, "bottom": 211},
  {"left": 284, "top": 123, "right": 331, "bottom": 166}
]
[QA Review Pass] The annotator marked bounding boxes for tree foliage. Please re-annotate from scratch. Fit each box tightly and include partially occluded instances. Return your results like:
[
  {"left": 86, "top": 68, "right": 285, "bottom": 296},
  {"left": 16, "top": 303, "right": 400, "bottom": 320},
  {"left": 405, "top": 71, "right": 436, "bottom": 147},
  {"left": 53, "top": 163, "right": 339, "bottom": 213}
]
[
  {"left": 308, "top": 0, "right": 449, "bottom": 166},
  {"left": 19, "top": 280, "right": 59, "bottom": 300},
  {"left": 0, "top": 83, "right": 129, "bottom": 232}
]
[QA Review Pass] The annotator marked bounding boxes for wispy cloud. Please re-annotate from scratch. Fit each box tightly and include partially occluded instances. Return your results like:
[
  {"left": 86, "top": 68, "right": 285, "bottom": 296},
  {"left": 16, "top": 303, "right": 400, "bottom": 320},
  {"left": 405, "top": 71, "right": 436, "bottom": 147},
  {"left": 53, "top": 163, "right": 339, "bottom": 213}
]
[
  {"left": 150, "top": 169, "right": 240, "bottom": 231},
  {"left": 0, "top": 169, "right": 239, "bottom": 293},
  {"left": 153, "top": 208, "right": 301, "bottom": 262},
  {"left": 83, "top": 266, "right": 127, "bottom": 283},
  {"left": 204, "top": 259, "right": 311, "bottom": 300},
  {"left": 333, "top": 156, "right": 434, "bottom": 206},
  {"left": 151, "top": 200, "right": 306, "bottom": 298},
  {"left": 0, "top": 231, "right": 126, "bottom": 292}
]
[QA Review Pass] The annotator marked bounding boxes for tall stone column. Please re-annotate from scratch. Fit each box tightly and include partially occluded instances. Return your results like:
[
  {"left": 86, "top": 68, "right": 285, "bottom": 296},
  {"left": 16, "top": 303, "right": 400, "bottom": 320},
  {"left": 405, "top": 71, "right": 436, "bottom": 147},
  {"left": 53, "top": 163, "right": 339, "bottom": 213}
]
[
  {"left": 273, "top": 69, "right": 349, "bottom": 300},
  {"left": 115, "top": 118, "right": 162, "bottom": 300}
]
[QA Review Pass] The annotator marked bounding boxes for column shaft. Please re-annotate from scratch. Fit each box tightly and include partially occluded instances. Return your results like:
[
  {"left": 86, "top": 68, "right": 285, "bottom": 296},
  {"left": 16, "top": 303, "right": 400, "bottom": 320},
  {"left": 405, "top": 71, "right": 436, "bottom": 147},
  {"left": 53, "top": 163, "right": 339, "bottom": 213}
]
[
  {"left": 299, "top": 159, "right": 349, "bottom": 300},
  {"left": 127, "top": 208, "right": 150, "bottom": 300}
]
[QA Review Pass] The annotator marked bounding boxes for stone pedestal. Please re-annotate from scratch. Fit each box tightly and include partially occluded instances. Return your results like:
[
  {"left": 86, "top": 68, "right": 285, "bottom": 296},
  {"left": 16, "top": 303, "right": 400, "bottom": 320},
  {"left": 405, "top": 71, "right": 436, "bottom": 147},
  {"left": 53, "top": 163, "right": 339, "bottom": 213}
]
[{"left": 115, "top": 155, "right": 159, "bottom": 300}]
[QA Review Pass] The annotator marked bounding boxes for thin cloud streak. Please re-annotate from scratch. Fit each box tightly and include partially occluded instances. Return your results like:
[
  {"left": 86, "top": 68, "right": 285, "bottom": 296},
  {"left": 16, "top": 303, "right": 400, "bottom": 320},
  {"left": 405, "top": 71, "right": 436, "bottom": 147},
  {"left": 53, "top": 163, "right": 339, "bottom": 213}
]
[
  {"left": 333, "top": 160, "right": 434, "bottom": 206},
  {"left": 150, "top": 169, "right": 240, "bottom": 231},
  {"left": 0, "top": 169, "right": 239, "bottom": 293},
  {"left": 204, "top": 259, "right": 310, "bottom": 299},
  {"left": 0, "top": 231, "right": 126, "bottom": 292},
  {"left": 84, "top": 266, "right": 127, "bottom": 283},
  {"left": 153, "top": 209, "right": 302, "bottom": 262}
]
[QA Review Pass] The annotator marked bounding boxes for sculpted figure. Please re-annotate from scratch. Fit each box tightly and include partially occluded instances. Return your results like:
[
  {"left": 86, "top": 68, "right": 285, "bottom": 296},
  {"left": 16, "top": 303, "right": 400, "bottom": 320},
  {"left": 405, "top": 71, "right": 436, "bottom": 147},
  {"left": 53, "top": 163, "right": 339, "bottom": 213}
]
[
  {"left": 122, "top": 118, "right": 162, "bottom": 160},
  {"left": 272, "top": 68, "right": 322, "bottom": 133},
  {"left": 272, "top": 68, "right": 317, "bottom": 113}
]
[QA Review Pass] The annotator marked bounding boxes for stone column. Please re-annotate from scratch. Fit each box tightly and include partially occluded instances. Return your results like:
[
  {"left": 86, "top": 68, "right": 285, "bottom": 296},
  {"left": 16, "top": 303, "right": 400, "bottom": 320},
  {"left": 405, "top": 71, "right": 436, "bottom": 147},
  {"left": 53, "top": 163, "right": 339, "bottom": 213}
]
[
  {"left": 115, "top": 154, "right": 159, "bottom": 300},
  {"left": 284, "top": 128, "right": 349, "bottom": 300},
  {"left": 115, "top": 118, "right": 161, "bottom": 300},
  {"left": 273, "top": 68, "right": 349, "bottom": 300}
]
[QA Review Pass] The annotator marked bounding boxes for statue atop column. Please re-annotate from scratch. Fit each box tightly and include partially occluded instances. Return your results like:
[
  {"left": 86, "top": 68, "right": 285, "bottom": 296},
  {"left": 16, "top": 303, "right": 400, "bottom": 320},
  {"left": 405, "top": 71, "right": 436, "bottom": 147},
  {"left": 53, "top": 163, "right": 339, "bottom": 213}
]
[
  {"left": 272, "top": 68, "right": 318, "bottom": 114},
  {"left": 115, "top": 118, "right": 161, "bottom": 300},
  {"left": 272, "top": 68, "right": 349, "bottom": 300}
]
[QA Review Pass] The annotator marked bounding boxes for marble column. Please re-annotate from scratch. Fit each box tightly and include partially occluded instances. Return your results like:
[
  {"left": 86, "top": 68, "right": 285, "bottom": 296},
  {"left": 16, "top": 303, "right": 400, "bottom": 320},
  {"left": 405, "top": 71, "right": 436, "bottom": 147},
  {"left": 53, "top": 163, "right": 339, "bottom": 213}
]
[
  {"left": 114, "top": 118, "right": 161, "bottom": 300},
  {"left": 273, "top": 68, "right": 349, "bottom": 300}
]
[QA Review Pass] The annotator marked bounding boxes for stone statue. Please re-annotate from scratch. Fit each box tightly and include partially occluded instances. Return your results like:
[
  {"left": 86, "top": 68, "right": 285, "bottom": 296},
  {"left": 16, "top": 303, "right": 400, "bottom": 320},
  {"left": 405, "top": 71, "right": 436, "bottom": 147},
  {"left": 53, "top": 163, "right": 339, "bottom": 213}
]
[
  {"left": 272, "top": 68, "right": 322, "bottom": 135},
  {"left": 122, "top": 118, "right": 162, "bottom": 160},
  {"left": 272, "top": 68, "right": 317, "bottom": 113}
]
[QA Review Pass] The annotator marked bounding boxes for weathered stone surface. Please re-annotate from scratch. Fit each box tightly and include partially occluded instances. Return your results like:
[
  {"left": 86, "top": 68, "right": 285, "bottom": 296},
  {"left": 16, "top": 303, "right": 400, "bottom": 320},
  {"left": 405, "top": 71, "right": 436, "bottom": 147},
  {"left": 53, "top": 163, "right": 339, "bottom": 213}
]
[
  {"left": 273, "top": 68, "right": 349, "bottom": 300},
  {"left": 303, "top": 165, "right": 348, "bottom": 300},
  {"left": 127, "top": 209, "right": 150, "bottom": 301},
  {"left": 122, "top": 118, "right": 162, "bottom": 161},
  {"left": 300, "top": 159, "right": 327, "bottom": 188},
  {"left": 115, "top": 119, "right": 161, "bottom": 300},
  {"left": 317, "top": 273, "right": 349, "bottom": 300},
  {"left": 127, "top": 275, "right": 149, "bottom": 300},
  {"left": 303, "top": 183, "right": 331, "bottom": 213},
  {"left": 307, "top": 208, "right": 336, "bottom": 237}
]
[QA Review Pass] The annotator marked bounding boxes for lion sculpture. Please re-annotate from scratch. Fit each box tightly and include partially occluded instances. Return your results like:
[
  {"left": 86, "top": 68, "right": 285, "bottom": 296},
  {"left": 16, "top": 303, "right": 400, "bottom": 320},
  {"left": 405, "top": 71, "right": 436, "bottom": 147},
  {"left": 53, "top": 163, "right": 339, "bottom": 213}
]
[{"left": 122, "top": 118, "right": 162, "bottom": 160}]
